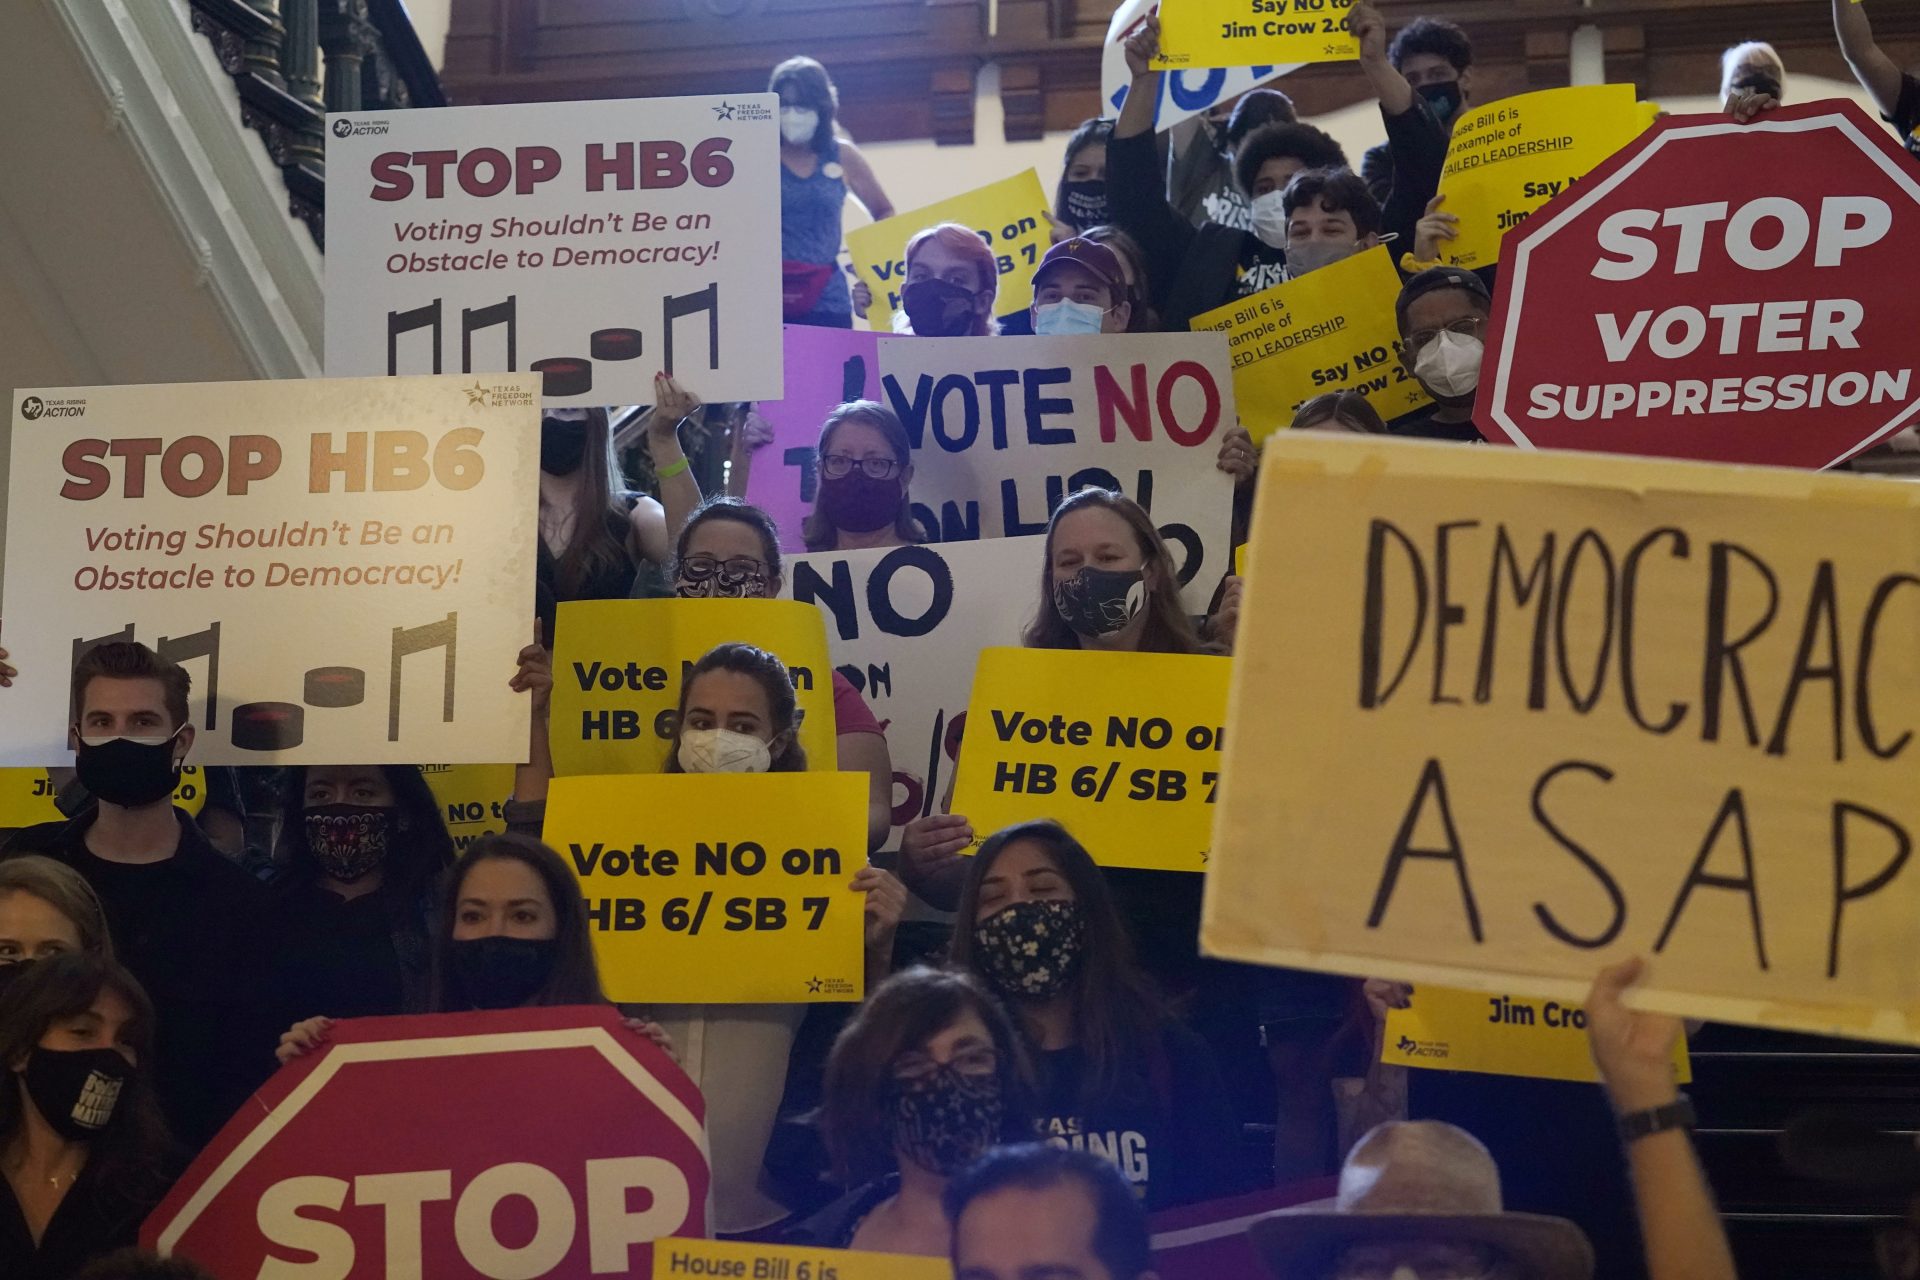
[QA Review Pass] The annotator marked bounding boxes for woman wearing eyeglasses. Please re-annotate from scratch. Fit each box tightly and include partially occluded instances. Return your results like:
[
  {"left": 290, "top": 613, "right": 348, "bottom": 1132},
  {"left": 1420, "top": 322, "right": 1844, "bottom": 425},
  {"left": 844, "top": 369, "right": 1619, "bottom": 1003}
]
[{"left": 802, "top": 402, "right": 922, "bottom": 553}]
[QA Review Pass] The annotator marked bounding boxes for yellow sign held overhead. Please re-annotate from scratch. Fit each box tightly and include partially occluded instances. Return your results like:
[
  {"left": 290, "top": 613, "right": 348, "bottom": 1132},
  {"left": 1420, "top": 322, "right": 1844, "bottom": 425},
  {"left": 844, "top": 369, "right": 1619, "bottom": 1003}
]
[
  {"left": 1194, "top": 246, "right": 1430, "bottom": 439},
  {"left": 545, "top": 772, "right": 868, "bottom": 1004},
  {"left": 1384, "top": 985, "right": 1691, "bottom": 1084},
  {"left": 951, "top": 648, "right": 1230, "bottom": 873},
  {"left": 1155, "top": 0, "right": 1358, "bottom": 70},
  {"left": 846, "top": 170, "right": 1053, "bottom": 332},
  {"left": 1205, "top": 434, "right": 1920, "bottom": 1046},
  {"left": 548, "top": 599, "right": 835, "bottom": 778},
  {"left": 1436, "top": 84, "right": 1654, "bottom": 270}
]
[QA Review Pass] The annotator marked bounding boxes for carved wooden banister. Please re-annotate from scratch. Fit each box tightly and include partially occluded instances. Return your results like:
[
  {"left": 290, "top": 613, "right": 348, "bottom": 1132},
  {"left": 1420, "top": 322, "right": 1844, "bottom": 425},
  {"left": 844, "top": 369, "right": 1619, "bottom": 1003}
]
[{"left": 188, "top": 0, "right": 443, "bottom": 250}]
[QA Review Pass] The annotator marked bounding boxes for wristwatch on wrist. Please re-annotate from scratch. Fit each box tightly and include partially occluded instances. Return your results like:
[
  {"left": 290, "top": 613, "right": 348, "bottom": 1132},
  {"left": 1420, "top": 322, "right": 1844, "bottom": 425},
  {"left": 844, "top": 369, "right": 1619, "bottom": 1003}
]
[{"left": 1617, "top": 1094, "right": 1695, "bottom": 1143}]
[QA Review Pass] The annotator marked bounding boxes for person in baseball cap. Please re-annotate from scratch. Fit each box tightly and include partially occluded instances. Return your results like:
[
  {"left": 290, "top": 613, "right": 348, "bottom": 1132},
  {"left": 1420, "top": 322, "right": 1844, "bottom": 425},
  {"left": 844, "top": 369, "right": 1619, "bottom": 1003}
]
[
  {"left": 1030, "top": 238, "right": 1133, "bottom": 337},
  {"left": 1249, "top": 1120, "right": 1595, "bottom": 1280}
]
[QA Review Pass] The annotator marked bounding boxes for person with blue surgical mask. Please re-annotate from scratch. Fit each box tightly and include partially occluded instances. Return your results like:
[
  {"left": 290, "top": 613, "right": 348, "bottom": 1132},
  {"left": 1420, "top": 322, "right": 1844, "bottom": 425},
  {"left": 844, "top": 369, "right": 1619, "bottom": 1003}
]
[{"left": 1029, "top": 238, "right": 1133, "bottom": 338}]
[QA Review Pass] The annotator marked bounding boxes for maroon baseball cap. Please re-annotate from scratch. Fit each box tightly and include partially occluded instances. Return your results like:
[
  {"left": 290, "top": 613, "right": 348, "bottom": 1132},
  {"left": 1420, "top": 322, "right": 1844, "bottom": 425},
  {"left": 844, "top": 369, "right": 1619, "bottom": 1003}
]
[{"left": 1032, "top": 237, "right": 1128, "bottom": 298}]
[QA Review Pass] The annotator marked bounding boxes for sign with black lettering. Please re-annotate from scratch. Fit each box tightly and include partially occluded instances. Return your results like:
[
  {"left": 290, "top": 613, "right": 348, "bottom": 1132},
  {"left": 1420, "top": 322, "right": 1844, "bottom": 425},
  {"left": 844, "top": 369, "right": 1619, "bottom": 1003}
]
[
  {"left": 1208, "top": 435, "right": 1920, "bottom": 1044},
  {"left": 0, "top": 376, "right": 538, "bottom": 765},
  {"left": 325, "top": 94, "right": 781, "bottom": 405},
  {"left": 783, "top": 537, "right": 1039, "bottom": 851}
]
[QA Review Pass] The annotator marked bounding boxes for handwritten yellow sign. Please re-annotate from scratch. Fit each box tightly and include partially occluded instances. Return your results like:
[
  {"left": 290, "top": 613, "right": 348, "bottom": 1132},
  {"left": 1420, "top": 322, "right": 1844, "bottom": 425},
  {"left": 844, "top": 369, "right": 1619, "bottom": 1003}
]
[
  {"left": 1206, "top": 434, "right": 1920, "bottom": 1046},
  {"left": 1156, "top": 0, "right": 1358, "bottom": 70},
  {"left": 846, "top": 170, "right": 1052, "bottom": 330},
  {"left": 0, "top": 766, "right": 207, "bottom": 830},
  {"left": 548, "top": 599, "right": 835, "bottom": 778},
  {"left": 1385, "top": 985, "right": 1690, "bottom": 1084},
  {"left": 952, "top": 648, "right": 1229, "bottom": 873},
  {"left": 654, "top": 1237, "right": 949, "bottom": 1280},
  {"left": 1194, "top": 246, "right": 1430, "bottom": 440},
  {"left": 418, "top": 763, "right": 516, "bottom": 853},
  {"left": 1437, "top": 85, "right": 1654, "bottom": 270},
  {"left": 544, "top": 772, "right": 867, "bottom": 1003}
]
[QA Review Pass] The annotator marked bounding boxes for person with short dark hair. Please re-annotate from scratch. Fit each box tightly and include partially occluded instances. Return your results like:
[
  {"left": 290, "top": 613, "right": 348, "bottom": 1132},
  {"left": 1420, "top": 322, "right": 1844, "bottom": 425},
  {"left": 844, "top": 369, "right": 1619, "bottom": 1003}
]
[
  {"left": 1166, "top": 88, "right": 1299, "bottom": 232},
  {"left": 1110, "top": 6, "right": 1446, "bottom": 330},
  {"left": 789, "top": 966, "right": 1036, "bottom": 1255},
  {"left": 0, "top": 954, "right": 176, "bottom": 1279},
  {"left": 1391, "top": 266, "right": 1495, "bottom": 441},
  {"left": 948, "top": 1143, "right": 1157, "bottom": 1280},
  {"left": 1362, "top": 16, "right": 1475, "bottom": 203},
  {"left": 1, "top": 643, "right": 280, "bottom": 1152},
  {"left": 1277, "top": 168, "right": 1385, "bottom": 280}
]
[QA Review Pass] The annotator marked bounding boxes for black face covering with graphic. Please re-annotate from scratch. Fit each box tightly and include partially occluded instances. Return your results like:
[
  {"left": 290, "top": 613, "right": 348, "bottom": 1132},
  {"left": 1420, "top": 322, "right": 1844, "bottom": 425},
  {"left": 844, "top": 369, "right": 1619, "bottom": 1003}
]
[
  {"left": 303, "top": 805, "right": 396, "bottom": 883},
  {"left": 901, "top": 279, "right": 979, "bottom": 337},
  {"left": 1416, "top": 80, "right": 1465, "bottom": 126},
  {"left": 1052, "top": 566, "right": 1145, "bottom": 639},
  {"left": 1061, "top": 180, "right": 1110, "bottom": 229},
  {"left": 972, "top": 899, "right": 1087, "bottom": 1001},
  {"left": 23, "top": 1046, "right": 131, "bottom": 1140},
  {"left": 888, "top": 1061, "right": 1005, "bottom": 1175}
]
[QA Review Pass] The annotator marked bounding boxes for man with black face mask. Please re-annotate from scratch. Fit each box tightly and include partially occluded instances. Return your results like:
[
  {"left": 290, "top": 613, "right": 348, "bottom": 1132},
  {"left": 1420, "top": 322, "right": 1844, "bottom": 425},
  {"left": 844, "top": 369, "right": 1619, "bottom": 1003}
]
[
  {"left": 1, "top": 643, "right": 279, "bottom": 1151},
  {"left": 1362, "top": 16, "right": 1476, "bottom": 207}
]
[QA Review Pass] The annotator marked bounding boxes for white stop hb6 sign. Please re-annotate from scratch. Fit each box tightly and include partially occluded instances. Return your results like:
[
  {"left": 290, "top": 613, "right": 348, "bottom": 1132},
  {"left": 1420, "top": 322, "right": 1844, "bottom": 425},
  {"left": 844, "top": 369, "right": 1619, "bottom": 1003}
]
[
  {"left": 1479, "top": 100, "right": 1920, "bottom": 469},
  {"left": 142, "top": 1007, "right": 709, "bottom": 1278}
]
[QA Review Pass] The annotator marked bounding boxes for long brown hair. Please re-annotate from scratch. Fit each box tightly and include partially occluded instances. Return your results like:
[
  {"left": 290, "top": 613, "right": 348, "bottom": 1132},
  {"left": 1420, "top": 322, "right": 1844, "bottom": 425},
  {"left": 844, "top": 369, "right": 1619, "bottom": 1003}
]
[
  {"left": 0, "top": 954, "right": 172, "bottom": 1205},
  {"left": 0, "top": 856, "right": 113, "bottom": 960},
  {"left": 663, "top": 642, "right": 808, "bottom": 774},
  {"left": 820, "top": 966, "right": 1035, "bottom": 1183},
  {"left": 427, "top": 834, "right": 606, "bottom": 1010},
  {"left": 802, "top": 401, "right": 921, "bottom": 552},
  {"left": 949, "top": 821, "right": 1169, "bottom": 1111},
  {"left": 1021, "top": 487, "right": 1205, "bottom": 654},
  {"left": 546, "top": 407, "right": 632, "bottom": 598}
]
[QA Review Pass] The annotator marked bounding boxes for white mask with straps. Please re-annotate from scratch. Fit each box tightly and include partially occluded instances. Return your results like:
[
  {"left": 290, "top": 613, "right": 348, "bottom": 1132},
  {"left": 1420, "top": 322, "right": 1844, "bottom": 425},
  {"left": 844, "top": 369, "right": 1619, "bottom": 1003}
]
[
  {"left": 677, "top": 728, "right": 773, "bottom": 774},
  {"left": 1250, "top": 190, "right": 1290, "bottom": 249},
  {"left": 1412, "top": 330, "right": 1485, "bottom": 399}
]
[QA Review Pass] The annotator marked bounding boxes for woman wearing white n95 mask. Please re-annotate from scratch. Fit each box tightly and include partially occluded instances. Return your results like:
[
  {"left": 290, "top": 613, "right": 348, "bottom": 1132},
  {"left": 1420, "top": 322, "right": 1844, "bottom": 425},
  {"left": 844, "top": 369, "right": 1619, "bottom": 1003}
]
[
  {"left": 771, "top": 57, "right": 894, "bottom": 329},
  {"left": 664, "top": 642, "right": 806, "bottom": 775}
]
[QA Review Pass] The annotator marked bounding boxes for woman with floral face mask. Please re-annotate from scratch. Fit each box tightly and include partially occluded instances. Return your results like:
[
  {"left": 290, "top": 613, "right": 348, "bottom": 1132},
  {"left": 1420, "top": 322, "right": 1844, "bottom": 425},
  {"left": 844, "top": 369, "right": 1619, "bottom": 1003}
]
[
  {"left": 0, "top": 953, "right": 173, "bottom": 1277},
  {"left": 950, "top": 821, "right": 1241, "bottom": 1210},
  {"left": 771, "top": 57, "right": 894, "bottom": 329},
  {"left": 790, "top": 966, "right": 1034, "bottom": 1254}
]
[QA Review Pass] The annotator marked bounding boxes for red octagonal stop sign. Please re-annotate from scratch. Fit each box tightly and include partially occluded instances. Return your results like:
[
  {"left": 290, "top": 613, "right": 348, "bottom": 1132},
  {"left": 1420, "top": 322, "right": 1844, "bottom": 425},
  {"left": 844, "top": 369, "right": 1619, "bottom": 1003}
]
[
  {"left": 1479, "top": 100, "right": 1920, "bottom": 468},
  {"left": 142, "top": 1006, "right": 708, "bottom": 1277}
]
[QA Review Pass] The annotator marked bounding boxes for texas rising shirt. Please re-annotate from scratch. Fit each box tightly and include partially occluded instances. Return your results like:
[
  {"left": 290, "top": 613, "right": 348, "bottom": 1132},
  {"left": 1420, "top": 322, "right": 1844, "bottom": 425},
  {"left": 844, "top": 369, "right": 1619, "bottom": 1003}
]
[{"left": 1034, "top": 1021, "right": 1244, "bottom": 1210}]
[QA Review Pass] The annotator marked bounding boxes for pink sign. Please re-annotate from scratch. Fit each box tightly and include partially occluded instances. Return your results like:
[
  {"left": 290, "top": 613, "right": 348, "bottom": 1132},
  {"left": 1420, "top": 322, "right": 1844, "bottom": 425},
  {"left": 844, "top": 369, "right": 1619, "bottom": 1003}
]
[{"left": 745, "top": 325, "right": 882, "bottom": 550}]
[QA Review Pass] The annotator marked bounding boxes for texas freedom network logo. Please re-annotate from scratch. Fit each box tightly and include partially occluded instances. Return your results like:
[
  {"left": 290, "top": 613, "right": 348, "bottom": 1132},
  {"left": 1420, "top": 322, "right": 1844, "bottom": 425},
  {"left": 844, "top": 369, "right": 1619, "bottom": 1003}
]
[
  {"left": 462, "top": 381, "right": 536, "bottom": 409},
  {"left": 19, "top": 395, "right": 85, "bottom": 420},
  {"left": 711, "top": 100, "right": 772, "bottom": 123},
  {"left": 331, "top": 117, "right": 390, "bottom": 139}
]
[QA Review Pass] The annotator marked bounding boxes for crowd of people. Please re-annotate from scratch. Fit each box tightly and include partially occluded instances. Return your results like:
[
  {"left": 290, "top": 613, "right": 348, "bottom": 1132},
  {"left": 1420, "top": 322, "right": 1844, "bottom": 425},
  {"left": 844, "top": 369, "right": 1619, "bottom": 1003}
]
[{"left": 3, "top": 0, "right": 1920, "bottom": 1276}]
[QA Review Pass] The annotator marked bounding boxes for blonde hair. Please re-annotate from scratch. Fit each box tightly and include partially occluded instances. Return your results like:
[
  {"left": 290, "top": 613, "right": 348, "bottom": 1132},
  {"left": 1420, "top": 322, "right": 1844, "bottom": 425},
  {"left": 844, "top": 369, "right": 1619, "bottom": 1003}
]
[
  {"left": 1720, "top": 42, "right": 1784, "bottom": 102},
  {"left": 0, "top": 855, "right": 114, "bottom": 959}
]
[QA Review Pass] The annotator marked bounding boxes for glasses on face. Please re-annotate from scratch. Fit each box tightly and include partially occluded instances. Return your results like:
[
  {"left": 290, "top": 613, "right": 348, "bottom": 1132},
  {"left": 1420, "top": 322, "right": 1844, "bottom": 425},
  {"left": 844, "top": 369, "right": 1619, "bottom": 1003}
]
[
  {"left": 821, "top": 454, "right": 901, "bottom": 481},
  {"left": 1405, "top": 314, "right": 1486, "bottom": 354},
  {"left": 890, "top": 1044, "right": 1000, "bottom": 1085},
  {"left": 678, "top": 554, "right": 767, "bottom": 582},
  {"left": 1332, "top": 1242, "right": 1498, "bottom": 1280}
]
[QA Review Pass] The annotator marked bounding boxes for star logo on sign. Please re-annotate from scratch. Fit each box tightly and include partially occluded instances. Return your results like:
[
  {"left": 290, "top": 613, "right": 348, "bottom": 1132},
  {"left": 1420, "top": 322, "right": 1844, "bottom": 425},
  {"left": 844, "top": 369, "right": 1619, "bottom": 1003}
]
[
  {"left": 463, "top": 381, "right": 488, "bottom": 406},
  {"left": 806, "top": 976, "right": 824, "bottom": 994},
  {"left": 713, "top": 102, "right": 736, "bottom": 121}
]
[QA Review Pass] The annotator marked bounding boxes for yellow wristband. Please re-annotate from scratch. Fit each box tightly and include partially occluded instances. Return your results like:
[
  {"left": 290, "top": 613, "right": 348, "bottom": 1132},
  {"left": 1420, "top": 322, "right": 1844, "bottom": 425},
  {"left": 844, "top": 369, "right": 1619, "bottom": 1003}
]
[
  {"left": 1400, "top": 251, "right": 1445, "bottom": 274},
  {"left": 657, "top": 455, "right": 690, "bottom": 480}
]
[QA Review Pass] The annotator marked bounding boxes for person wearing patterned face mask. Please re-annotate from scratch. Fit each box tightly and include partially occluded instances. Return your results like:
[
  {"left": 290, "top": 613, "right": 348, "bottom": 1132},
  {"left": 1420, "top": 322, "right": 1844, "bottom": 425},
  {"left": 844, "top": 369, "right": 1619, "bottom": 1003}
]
[
  {"left": 792, "top": 967, "right": 1035, "bottom": 1255},
  {"left": 951, "top": 822, "right": 1242, "bottom": 1211}
]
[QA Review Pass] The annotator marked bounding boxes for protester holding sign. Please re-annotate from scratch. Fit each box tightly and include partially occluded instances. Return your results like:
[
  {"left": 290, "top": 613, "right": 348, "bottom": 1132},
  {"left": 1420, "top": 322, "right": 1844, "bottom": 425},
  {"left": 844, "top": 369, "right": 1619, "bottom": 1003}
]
[
  {"left": 773, "top": 57, "right": 896, "bottom": 329},
  {"left": 899, "top": 224, "right": 1004, "bottom": 337},
  {"left": 1031, "top": 237, "right": 1135, "bottom": 336},
  {"left": 803, "top": 401, "right": 924, "bottom": 553},
  {"left": 1052, "top": 118, "right": 1115, "bottom": 240},
  {"left": 0, "top": 644, "right": 280, "bottom": 1152},
  {"left": 1362, "top": 17, "right": 1477, "bottom": 203},
  {"left": 795, "top": 966, "right": 1035, "bottom": 1254},
  {"left": 950, "top": 820, "right": 1242, "bottom": 1208},
  {"left": 0, "top": 954, "right": 174, "bottom": 1278},
  {"left": 267, "top": 765, "right": 456, "bottom": 1023}
]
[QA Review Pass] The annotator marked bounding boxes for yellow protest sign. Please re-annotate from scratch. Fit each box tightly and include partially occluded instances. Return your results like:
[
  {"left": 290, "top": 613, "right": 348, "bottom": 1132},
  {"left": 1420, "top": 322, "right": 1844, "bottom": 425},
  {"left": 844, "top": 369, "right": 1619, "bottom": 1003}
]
[
  {"left": 0, "top": 767, "right": 207, "bottom": 830},
  {"left": 419, "top": 763, "right": 517, "bottom": 852},
  {"left": 951, "top": 648, "right": 1229, "bottom": 873},
  {"left": 544, "top": 772, "right": 867, "bottom": 1003},
  {"left": 1384, "top": 985, "right": 1690, "bottom": 1085},
  {"left": 846, "top": 170, "right": 1052, "bottom": 331},
  {"left": 1437, "top": 85, "right": 1654, "bottom": 270},
  {"left": 1193, "top": 246, "right": 1430, "bottom": 439},
  {"left": 654, "top": 1237, "right": 948, "bottom": 1280},
  {"left": 1206, "top": 435, "right": 1920, "bottom": 1045},
  {"left": 548, "top": 599, "right": 835, "bottom": 777},
  {"left": 1155, "top": 0, "right": 1357, "bottom": 70}
]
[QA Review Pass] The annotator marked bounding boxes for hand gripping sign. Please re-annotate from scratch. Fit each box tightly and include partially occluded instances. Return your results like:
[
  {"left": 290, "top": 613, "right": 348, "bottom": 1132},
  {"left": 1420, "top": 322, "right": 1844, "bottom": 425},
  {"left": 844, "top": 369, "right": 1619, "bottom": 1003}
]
[
  {"left": 143, "top": 1006, "right": 709, "bottom": 1277},
  {"left": 1478, "top": 100, "right": 1920, "bottom": 469}
]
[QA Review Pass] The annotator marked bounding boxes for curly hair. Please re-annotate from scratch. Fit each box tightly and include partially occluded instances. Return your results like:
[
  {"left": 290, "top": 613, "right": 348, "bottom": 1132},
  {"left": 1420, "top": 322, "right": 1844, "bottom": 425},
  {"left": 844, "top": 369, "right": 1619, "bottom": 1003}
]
[
  {"left": 1234, "top": 123, "right": 1349, "bottom": 197},
  {"left": 1389, "top": 17, "right": 1474, "bottom": 72}
]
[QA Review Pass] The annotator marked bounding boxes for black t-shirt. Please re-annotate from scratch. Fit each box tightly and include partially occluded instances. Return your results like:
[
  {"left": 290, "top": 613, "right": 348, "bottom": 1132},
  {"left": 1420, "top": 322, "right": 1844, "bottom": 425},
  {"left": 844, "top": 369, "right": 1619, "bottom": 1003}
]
[
  {"left": 0, "top": 1163, "right": 161, "bottom": 1280},
  {"left": 275, "top": 882, "right": 410, "bottom": 1021},
  {"left": 1390, "top": 405, "right": 1487, "bottom": 443},
  {"left": 1034, "top": 1021, "right": 1242, "bottom": 1210},
  {"left": 1890, "top": 72, "right": 1920, "bottom": 157}
]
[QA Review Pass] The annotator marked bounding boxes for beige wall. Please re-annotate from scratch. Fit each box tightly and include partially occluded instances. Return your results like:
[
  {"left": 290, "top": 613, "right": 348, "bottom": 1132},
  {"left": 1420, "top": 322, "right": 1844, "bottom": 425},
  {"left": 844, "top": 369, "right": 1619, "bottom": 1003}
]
[{"left": 402, "top": 0, "right": 454, "bottom": 70}]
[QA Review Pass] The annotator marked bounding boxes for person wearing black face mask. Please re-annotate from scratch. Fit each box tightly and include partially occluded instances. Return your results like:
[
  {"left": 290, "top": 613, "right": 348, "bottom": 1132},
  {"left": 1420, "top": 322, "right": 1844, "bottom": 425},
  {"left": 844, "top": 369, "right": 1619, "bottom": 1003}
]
[
  {"left": 802, "top": 401, "right": 923, "bottom": 554},
  {"left": 951, "top": 823, "right": 1243, "bottom": 1210},
  {"left": 897, "top": 223, "right": 999, "bottom": 337},
  {"left": 1052, "top": 118, "right": 1114, "bottom": 240},
  {"left": 791, "top": 967, "right": 1034, "bottom": 1255},
  {"left": 1360, "top": 14, "right": 1475, "bottom": 207},
  {"left": 1, "top": 643, "right": 279, "bottom": 1152},
  {"left": 267, "top": 765, "right": 456, "bottom": 1032},
  {"left": 0, "top": 953, "right": 174, "bottom": 1279}
]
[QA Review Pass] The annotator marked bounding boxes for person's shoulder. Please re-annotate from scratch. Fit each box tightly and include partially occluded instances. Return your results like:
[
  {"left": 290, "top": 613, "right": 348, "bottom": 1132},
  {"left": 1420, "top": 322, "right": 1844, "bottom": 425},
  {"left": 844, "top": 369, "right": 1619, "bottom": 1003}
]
[
  {"left": 0, "top": 818, "right": 77, "bottom": 858},
  {"left": 784, "top": 1175, "right": 894, "bottom": 1247}
]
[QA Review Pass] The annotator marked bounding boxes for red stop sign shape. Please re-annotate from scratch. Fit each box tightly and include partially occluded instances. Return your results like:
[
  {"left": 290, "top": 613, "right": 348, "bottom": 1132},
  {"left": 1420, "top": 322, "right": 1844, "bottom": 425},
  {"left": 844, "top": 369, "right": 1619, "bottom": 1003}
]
[
  {"left": 142, "top": 1007, "right": 708, "bottom": 1277},
  {"left": 1478, "top": 100, "right": 1920, "bottom": 468}
]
